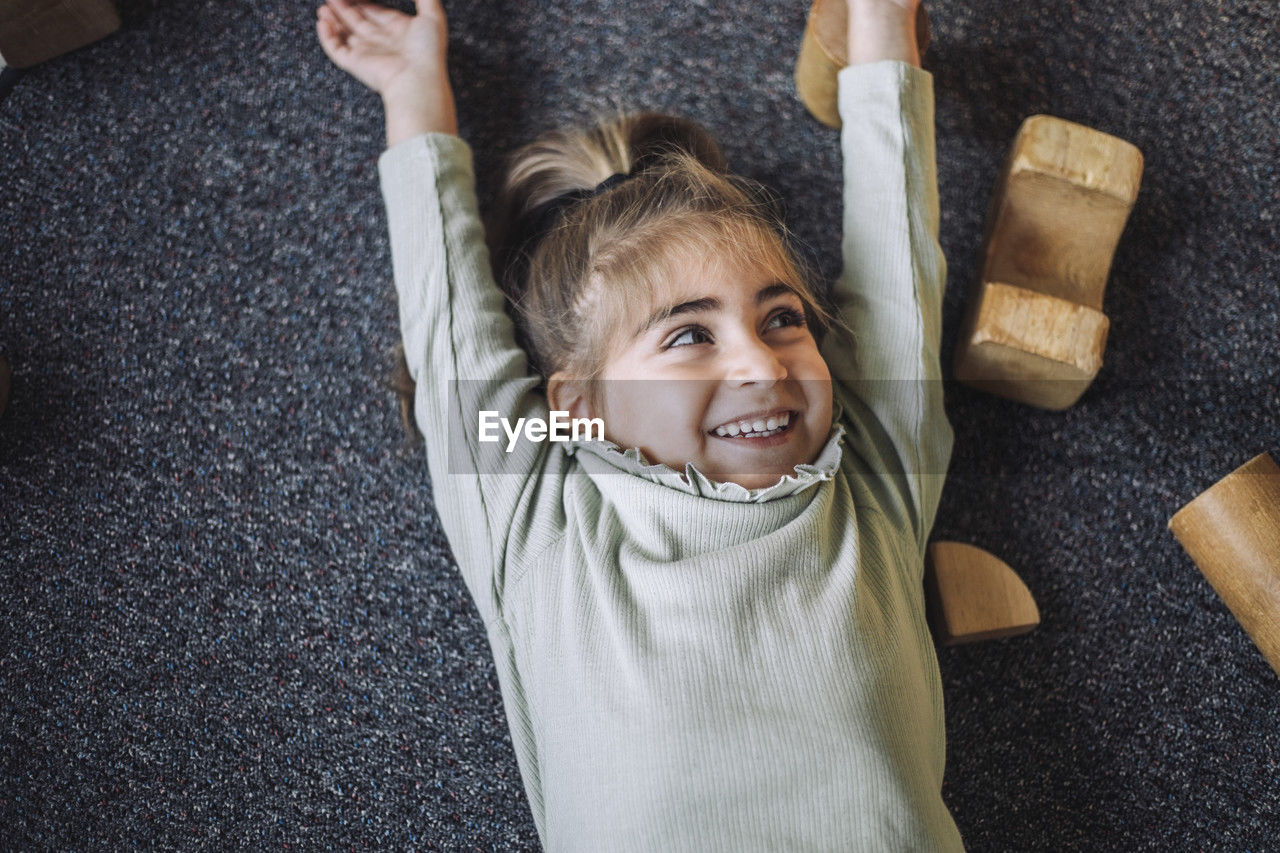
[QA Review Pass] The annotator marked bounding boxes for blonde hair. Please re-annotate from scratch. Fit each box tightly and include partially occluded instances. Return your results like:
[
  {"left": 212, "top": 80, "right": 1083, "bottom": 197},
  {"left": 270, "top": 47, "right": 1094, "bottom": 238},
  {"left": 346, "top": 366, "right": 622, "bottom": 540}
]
[{"left": 393, "top": 112, "right": 837, "bottom": 437}]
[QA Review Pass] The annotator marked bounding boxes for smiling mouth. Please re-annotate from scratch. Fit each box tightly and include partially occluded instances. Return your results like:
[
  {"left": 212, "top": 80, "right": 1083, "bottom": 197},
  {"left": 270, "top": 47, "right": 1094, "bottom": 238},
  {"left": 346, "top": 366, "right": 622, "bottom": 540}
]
[{"left": 710, "top": 410, "right": 796, "bottom": 439}]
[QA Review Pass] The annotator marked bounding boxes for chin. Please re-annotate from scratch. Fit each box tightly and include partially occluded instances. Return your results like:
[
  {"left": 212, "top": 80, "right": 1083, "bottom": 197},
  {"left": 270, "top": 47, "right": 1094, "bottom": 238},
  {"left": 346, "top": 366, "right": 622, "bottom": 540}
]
[
  {"left": 714, "top": 466, "right": 798, "bottom": 491},
  {"left": 731, "top": 476, "right": 783, "bottom": 490},
  {"left": 703, "top": 442, "right": 825, "bottom": 490}
]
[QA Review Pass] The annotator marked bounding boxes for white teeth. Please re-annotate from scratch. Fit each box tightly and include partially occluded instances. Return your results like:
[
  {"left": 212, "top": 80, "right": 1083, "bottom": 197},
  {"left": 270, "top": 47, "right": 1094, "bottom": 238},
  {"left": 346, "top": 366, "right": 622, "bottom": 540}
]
[{"left": 713, "top": 411, "right": 794, "bottom": 438}]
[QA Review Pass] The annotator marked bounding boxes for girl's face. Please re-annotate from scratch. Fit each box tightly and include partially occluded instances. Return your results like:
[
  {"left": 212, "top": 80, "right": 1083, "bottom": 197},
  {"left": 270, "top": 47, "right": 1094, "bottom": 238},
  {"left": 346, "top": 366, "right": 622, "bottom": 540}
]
[{"left": 556, "top": 254, "right": 834, "bottom": 492}]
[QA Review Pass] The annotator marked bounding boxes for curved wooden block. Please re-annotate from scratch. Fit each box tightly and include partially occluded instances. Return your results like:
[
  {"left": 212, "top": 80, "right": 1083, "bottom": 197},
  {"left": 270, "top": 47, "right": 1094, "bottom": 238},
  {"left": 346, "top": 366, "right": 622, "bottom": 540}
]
[
  {"left": 955, "top": 115, "right": 1143, "bottom": 409},
  {"left": 795, "top": 0, "right": 930, "bottom": 128},
  {"left": 1169, "top": 453, "right": 1280, "bottom": 678},
  {"left": 924, "top": 542, "right": 1040, "bottom": 646}
]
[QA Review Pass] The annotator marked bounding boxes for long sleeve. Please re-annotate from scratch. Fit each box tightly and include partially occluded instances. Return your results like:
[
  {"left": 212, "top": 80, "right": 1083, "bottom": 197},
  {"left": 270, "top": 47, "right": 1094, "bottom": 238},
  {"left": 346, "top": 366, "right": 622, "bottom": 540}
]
[
  {"left": 820, "top": 61, "right": 954, "bottom": 557},
  {"left": 378, "top": 133, "right": 554, "bottom": 625}
]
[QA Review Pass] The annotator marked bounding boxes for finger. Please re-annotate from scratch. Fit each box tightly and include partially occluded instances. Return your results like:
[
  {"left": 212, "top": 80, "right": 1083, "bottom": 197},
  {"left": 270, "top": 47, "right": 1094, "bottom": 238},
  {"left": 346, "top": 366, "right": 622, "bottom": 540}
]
[
  {"left": 316, "top": 7, "right": 344, "bottom": 44},
  {"left": 316, "top": 15, "right": 350, "bottom": 59},
  {"left": 326, "top": 0, "right": 370, "bottom": 34},
  {"left": 414, "top": 0, "right": 447, "bottom": 24},
  {"left": 329, "top": 0, "right": 371, "bottom": 22},
  {"left": 316, "top": 16, "right": 338, "bottom": 56},
  {"left": 317, "top": 5, "right": 342, "bottom": 34},
  {"left": 358, "top": 2, "right": 405, "bottom": 27}
]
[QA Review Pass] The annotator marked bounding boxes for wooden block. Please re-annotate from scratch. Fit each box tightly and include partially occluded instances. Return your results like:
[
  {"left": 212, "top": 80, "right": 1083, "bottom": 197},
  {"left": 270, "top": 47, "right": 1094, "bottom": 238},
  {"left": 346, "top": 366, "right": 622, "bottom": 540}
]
[
  {"left": 924, "top": 541, "right": 1040, "bottom": 646},
  {"left": 955, "top": 115, "right": 1143, "bottom": 409},
  {"left": 0, "top": 0, "right": 120, "bottom": 69},
  {"left": 795, "top": 0, "right": 930, "bottom": 128},
  {"left": 1168, "top": 453, "right": 1280, "bottom": 679},
  {"left": 953, "top": 281, "right": 1110, "bottom": 410}
]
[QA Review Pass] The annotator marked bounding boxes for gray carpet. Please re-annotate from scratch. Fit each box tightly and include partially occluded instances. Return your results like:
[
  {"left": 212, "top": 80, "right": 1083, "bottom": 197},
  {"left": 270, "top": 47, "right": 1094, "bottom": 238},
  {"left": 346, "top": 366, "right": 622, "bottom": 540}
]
[{"left": 3, "top": 0, "right": 1278, "bottom": 848}]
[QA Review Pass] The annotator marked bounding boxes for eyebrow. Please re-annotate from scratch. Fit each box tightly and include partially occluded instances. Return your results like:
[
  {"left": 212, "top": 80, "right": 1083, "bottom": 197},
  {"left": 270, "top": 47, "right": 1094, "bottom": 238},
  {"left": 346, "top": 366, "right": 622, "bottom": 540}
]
[{"left": 634, "top": 282, "right": 801, "bottom": 338}]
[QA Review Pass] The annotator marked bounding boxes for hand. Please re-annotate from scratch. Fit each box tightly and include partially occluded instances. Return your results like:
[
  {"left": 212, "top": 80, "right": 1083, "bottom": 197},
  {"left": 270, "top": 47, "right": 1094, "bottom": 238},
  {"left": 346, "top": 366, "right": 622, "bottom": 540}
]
[
  {"left": 317, "top": 0, "right": 458, "bottom": 141},
  {"left": 317, "top": 0, "right": 445, "bottom": 96},
  {"left": 846, "top": 0, "right": 922, "bottom": 67}
]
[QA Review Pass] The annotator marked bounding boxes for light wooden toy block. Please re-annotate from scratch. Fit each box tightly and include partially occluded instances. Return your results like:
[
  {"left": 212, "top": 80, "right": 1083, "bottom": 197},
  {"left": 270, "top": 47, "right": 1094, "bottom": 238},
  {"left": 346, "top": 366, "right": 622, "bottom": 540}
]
[
  {"left": 795, "top": 0, "right": 930, "bottom": 128},
  {"left": 954, "top": 115, "right": 1144, "bottom": 410},
  {"left": 1169, "top": 452, "right": 1280, "bottom": 679},
  {"left": 0, "top": 0, "right": 120, "bottom": 69},
  {"left": 924, "top": 541, "right": 1040, "bottom": 645}
]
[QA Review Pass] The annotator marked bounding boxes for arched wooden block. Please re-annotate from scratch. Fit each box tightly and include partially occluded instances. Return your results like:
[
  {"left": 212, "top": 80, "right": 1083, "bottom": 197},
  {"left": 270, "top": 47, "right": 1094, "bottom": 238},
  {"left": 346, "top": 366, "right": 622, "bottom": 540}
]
[
  {"left": 1169, "top": 453, "right": 1280, "bottom": 679},
  {"left": 924, "top": 542, "right": 1040, "bottom": 646},
  {"left": 795, "top": 0, "right": 930, "bottom": 128},
  {"left": 955, "top": 115, "right": 1143, "bottom": 409}
]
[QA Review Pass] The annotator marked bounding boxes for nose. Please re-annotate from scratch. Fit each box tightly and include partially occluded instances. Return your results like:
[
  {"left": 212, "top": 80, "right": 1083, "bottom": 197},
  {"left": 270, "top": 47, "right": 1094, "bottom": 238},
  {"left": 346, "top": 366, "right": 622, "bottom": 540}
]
[{"left": 723, "top": 334, "right": 788, "bottom": 386}]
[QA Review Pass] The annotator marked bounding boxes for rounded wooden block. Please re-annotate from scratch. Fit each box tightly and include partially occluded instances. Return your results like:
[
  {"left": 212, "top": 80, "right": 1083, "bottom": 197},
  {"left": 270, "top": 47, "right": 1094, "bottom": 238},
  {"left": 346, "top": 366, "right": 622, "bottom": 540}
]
[
  {"left": 1010, "top": 115, "right": 1144, "bottom": 205},
  {"left": 1169, "top": 453, "right": 1280, "bottom": 678},
  {"left": 956, "top": 115, "right": 1143, "bottom": 409},
  {"left": 954, "top": 280, "right": 1110, "bottom": 410},
  {"left": 0, "top": 0, "right": 121, "bottom": 69},
  {"left": 795, "top": 0, "right": 931, "bottom": 128},
  {"left": 985, "top": 115, "right": 1144, "bottom": 311},
  {"left": 924, "top": 542, "right": 1040, "bottom": 646}
]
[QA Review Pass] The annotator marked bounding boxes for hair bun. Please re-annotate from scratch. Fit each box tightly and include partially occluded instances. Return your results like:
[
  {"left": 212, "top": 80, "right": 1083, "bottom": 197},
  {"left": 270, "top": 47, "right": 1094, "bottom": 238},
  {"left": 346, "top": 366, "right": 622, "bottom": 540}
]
[
  {"left": 489, "top": 111, "right": 731, "bottom": 301},
  {"left": 613, "top": 112, "right": 729, "bottom": 176}
]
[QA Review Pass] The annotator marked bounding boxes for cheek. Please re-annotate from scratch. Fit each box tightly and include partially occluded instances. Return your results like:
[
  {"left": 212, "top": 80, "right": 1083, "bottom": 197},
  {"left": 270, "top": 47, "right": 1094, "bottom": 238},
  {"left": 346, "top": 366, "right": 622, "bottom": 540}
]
[
  {"left": 599, "top": 383, "right": 705, "bottom": 438},
  {"left": 783, "top": 345, "right": 833, "bottom": 391},
  {"left": 645, "top": 383, "right": 712, "bottom": 438},
  {"left": 797, "top": 344, "right": 832, "bottom": 381},
  {"left": 795, "top": 350, "right": 834, "bottom": 426},
  {"left": 636, "top": 383, "right": 714, "bottom": 437}
]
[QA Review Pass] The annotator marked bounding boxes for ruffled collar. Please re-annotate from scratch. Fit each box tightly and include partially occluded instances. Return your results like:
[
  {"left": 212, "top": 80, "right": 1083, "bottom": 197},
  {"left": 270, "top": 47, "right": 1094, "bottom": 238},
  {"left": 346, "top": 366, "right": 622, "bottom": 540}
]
[{"left": 562, "top": 415, "right": 847, "bottom": 503}]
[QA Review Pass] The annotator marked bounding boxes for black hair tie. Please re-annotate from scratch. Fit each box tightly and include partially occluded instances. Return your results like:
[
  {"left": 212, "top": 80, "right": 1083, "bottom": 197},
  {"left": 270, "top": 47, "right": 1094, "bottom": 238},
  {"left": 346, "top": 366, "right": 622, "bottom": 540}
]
[
  {"left": 501, "top": 171, "right": 638, "bottom": 299},
  {"left": 589, "top": 172, "right": 632, "bottom": 196},
  {"left": 527, "top": 172, "right": 632, "bottom": 236},
  {"left": 513, "top": 172, "right": 634, "bottom": 255}
]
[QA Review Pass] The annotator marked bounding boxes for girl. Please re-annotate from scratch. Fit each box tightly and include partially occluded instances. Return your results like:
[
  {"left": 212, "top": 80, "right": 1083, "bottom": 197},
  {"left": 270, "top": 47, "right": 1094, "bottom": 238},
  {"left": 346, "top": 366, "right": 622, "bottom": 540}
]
[{"left": 317, "top": 0, "right": 960, "bottom": 849}]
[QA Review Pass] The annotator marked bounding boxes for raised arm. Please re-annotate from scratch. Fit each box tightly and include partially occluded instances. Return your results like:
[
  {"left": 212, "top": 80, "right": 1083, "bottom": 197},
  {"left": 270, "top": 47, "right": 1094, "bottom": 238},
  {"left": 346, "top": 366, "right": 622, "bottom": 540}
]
[
  {"left": 818, "top": 0, "right": 953, "bottom": 553},
  {"left": 319, "top": 0, "right": 554, "bottom": 624}
]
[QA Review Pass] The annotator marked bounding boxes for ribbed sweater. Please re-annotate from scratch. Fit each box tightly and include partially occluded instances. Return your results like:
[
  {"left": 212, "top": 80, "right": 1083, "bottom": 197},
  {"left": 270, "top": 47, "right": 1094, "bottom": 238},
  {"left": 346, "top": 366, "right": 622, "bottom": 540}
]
[{"left": 378, "top": 61, "right": 961, "bottom": 851}]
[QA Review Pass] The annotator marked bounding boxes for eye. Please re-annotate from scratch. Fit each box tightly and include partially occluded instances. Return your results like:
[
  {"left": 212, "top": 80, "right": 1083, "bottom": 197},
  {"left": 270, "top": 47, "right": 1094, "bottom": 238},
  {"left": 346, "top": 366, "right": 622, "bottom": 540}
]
[
  {"left": 766, "top": 308, "right": 808, "bottom": 331},
  {"left": 665, "top": 325, "right": 713, "bottom": 349}
]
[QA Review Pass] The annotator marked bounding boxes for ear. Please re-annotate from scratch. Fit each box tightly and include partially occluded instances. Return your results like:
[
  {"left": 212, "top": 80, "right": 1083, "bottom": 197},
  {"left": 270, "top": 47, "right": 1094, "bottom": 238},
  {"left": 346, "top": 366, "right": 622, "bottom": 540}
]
[{"left": 547, "top": 372, "right": 596, "bottom": 422}]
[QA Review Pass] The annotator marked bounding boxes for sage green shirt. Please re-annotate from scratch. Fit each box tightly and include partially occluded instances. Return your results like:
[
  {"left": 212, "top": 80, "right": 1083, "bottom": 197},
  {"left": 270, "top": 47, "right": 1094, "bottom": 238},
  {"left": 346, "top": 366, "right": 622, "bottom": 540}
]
[{"left": 379, "top": 61, "right": 961, "bottom": 851}]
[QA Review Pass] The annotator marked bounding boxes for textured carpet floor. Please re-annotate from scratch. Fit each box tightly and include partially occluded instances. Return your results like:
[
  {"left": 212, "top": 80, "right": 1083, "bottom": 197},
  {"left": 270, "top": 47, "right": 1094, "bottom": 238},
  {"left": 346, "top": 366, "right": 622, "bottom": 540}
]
[{"left": 2, "top": 0, "right": 1278, "bottom": 848}]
